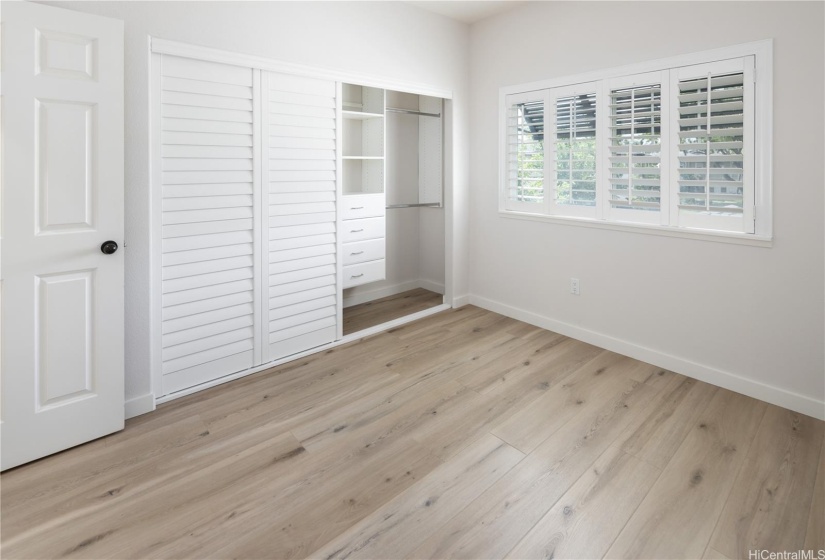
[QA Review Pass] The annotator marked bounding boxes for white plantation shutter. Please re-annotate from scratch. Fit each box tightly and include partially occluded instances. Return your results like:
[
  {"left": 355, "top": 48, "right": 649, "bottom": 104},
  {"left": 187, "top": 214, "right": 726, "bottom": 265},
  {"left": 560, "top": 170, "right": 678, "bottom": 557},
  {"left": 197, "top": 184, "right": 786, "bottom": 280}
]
[
  {"left": 606, "top": 72, "right": 669, "bottom": 224},
  {"left": 262, "top": 72, "right": 338, "bottom": 362},
  {"left": 550, "top": 84, "right": 599, "bottom": 218},
  {"left": 500, "top": 47, "right": 768, "bottom": 239},
  {"left": 504, "top": 91, "right": 548, "bottom": 212},
  {"left": 673, "top": 57, "right": 754, "bottom": 233},
  {"left": 159, "top": 55, "right": 261, "bottom": 395}
]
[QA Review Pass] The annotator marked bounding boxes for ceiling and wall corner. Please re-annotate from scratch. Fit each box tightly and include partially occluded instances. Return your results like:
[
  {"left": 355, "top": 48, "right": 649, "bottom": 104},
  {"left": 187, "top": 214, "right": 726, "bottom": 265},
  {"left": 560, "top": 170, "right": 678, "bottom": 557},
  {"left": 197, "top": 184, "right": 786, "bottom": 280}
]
[
  {"left": 466, "top": 1, "right": 825, "bottom": 418},
  {"left": 405, "top": 1, "right": 528, "bottom": 24}
]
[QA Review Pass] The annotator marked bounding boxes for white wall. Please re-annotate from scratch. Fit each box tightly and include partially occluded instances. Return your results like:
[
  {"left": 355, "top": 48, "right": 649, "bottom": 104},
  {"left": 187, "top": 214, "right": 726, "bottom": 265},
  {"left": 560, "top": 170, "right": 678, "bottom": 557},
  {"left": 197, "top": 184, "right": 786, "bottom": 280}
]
[
  {"left": 43, "top": 1, "right": 471, "bottom": 407},
  {"left": 468, "top": 2, "right": 825, "bottom": 417}
]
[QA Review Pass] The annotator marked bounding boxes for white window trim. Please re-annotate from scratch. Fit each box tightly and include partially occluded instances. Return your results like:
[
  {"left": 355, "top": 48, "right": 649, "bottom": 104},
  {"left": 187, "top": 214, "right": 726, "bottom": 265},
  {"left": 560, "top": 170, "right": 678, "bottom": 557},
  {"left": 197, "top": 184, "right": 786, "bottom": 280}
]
[{"left": 498, "top": 39, "right": 773, "bottom": 245}]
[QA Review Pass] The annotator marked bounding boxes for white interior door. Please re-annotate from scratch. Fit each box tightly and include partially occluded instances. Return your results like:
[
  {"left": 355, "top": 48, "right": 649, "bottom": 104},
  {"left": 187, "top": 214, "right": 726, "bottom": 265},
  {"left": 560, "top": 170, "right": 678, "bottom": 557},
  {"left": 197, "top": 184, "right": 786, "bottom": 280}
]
[{"left": 1, "top": 2, "right": 124, "bottom": 470}]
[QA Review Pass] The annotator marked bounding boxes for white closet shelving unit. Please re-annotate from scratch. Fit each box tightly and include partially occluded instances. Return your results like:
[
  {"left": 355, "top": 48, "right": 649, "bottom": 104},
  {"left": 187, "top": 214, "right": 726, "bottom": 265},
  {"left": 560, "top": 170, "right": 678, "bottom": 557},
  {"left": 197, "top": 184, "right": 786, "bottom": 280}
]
[{"left": 341, "top": 84, "right": 387, "bottom": 288}]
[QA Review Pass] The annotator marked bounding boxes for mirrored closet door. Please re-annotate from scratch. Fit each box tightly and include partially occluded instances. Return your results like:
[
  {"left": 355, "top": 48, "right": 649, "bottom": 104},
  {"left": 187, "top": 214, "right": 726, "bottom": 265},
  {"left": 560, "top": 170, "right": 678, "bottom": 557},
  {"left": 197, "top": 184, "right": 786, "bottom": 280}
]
[{"left": 341, "top": 86, "right": 446, "bottom": 335}]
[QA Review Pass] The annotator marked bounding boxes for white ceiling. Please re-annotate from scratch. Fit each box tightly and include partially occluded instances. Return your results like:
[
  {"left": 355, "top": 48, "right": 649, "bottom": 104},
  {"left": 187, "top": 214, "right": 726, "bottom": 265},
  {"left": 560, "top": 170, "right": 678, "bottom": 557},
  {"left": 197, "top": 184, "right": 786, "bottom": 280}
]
[{"left": 405, "top": 1, "right": 528, "bottom": 24}]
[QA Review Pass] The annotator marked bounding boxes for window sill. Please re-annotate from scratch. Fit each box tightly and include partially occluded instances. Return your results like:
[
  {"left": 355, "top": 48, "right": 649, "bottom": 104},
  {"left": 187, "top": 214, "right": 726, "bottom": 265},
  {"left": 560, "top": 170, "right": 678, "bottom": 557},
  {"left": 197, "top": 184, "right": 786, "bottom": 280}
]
[{"left": 498, "top": 210, "right": 773, "bottom": 247}]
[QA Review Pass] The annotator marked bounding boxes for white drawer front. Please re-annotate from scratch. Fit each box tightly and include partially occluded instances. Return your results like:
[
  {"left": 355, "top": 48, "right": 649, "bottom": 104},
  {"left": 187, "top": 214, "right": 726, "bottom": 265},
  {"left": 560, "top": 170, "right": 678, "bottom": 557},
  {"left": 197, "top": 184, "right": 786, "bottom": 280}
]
[
  {"left": 343, "top": 238, "right": 385, "bottom": 266},
  {"left": 343, "top": 260, "right": 385, "bottom": 288},
  {"left": 342, "top": 194, "right": 385, "bottom": 220},
  {"left": 342, "top": 217, "right": 385, "bottom": 243}
]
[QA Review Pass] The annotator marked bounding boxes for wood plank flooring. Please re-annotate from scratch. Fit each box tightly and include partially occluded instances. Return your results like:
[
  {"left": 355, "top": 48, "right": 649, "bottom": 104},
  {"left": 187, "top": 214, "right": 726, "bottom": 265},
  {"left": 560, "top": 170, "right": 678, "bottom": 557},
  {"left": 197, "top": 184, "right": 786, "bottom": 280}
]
[
  {"left": 343, "top": 287, "right": 443, "bottom": 335},
  {"left": 1, "top": 306, "right": 823, "bottom": 560}
]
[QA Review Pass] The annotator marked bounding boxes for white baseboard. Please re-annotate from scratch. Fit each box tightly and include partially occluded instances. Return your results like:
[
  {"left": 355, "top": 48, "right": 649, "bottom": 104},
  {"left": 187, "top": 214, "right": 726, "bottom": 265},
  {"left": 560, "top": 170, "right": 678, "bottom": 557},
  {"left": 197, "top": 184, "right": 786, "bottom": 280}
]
[
  {"left": 452, "top": 294, "right": 470, "bottom": 308},
  {"left": 343, "top": 279, "right": 445, "bottom": 308},
  {"left": 125, "top": 392, "right": 156, "bottom": 419},
  {"left": 343, "top": 280, "right": 420, "bottom": 308},
  {"left": 469, "top": 294, "right": 825, "bottom": 420},
  {"left": 418, "top": 278, "right": 445, "bottom": 295}
]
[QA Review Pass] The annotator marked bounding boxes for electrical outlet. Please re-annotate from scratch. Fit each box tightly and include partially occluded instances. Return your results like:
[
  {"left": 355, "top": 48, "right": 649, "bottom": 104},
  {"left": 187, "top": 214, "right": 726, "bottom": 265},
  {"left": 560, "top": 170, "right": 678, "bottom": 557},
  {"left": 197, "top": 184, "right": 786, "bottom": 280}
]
[{"left": 570, "top": 277, "right": 580, "bottom": 296}]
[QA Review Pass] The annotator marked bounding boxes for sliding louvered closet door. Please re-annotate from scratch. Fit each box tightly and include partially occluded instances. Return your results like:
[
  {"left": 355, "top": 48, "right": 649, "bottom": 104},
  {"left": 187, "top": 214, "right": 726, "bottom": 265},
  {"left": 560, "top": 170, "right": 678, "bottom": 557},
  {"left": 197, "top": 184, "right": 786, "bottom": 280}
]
[
  {"left": 261, "top": 72, "right": 339, "bottom": 363},
  {"left": 155, "top": 52, "right": 341, "bottom": 396},
  {"left": 158, "top": 55, "right": 262, "bottom": 396}
]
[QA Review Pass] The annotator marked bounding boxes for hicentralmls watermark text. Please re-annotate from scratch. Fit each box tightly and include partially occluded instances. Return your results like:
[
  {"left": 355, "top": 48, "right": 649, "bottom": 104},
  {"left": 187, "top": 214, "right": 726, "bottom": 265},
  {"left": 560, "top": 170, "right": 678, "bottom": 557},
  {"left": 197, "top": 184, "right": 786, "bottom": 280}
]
[{"left": 749, "top": 551, "right": 825, "bottom": 560}]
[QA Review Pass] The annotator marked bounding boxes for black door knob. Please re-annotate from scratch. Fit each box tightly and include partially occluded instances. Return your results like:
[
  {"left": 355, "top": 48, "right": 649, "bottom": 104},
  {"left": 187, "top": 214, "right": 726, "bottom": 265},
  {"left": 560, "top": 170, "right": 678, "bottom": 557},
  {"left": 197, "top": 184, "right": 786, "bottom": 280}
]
[{"left": 100, "top": 240, "right": 118, "bottom": 255}]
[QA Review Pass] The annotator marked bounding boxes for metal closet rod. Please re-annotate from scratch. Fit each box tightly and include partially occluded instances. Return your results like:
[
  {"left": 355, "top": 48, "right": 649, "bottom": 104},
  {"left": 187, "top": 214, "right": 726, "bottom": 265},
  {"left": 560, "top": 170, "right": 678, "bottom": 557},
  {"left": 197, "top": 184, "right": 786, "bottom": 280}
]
[
  {"left": 386, "top": 202, "right": 442, "bottom": 209},
  {"left": 385, "top": 107, "right": 441, "bottom": 118}
]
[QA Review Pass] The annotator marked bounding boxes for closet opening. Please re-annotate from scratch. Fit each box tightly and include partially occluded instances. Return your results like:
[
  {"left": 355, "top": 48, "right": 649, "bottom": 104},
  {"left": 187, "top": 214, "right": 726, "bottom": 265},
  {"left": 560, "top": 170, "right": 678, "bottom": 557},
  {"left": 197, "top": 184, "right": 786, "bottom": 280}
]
[{"left": 341, "top": 86, "right": 446, "bottom": 335}]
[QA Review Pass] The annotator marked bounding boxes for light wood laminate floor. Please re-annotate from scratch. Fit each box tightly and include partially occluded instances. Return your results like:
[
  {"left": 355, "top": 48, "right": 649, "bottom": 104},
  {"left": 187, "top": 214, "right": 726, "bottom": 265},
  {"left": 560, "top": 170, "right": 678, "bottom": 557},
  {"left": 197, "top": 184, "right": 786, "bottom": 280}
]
[
  {"left": 343, "top": 287, "right": 443, "bottom": 335},
  {"left": 2, "top": 306, "right": 823, "bottom": 560}
]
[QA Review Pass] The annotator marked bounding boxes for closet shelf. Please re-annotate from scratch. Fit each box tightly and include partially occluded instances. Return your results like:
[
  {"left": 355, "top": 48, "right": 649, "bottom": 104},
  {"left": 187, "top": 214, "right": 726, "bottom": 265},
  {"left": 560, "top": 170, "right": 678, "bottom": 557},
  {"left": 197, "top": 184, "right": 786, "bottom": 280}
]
[
  {"left": 386, "top": 202, "right": 442, "bottom": 209},
  {"left": 386, "top": 107, "right": 441, "bottom": 118},
  {"left": 342, "top": 110, "right": 385, "bottom": 120}
]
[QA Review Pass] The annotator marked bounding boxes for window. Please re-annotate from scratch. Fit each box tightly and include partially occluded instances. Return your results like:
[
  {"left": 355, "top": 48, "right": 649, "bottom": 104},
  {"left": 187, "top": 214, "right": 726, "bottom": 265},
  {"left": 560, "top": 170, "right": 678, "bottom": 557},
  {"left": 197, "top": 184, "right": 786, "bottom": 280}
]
[{"left": 500, "top": 42, "right": 771, "bottom": 240}]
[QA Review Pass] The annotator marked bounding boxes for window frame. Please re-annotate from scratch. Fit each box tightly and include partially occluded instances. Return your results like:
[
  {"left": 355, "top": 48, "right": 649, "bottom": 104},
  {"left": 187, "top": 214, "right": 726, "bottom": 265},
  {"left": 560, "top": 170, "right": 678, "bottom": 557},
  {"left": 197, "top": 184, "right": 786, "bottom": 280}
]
[{"left": 498, "top": 40, "right": 773, "bottom": 246}]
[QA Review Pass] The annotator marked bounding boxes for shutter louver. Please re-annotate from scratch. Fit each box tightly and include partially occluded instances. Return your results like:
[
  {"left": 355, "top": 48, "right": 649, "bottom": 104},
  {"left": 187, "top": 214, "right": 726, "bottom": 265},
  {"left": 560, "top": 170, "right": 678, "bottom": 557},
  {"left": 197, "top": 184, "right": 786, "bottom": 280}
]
[
  {"left": 553, "top": 91, "right": 597, "bottom": 209},
  {"left": 608, "top": 83, "right": 662, "bottom": 214},
  {"left": 676, "top": 71, "right": 747, "bottom": 222},
  {"left": 159, "top": 55, "right": 259, "bottom": 394},
  {"left": 263, "top": 72, "right": 338, "bottom": 362},
  {"left": 505, "top": 95, "right": 545, "bottom": 208}
]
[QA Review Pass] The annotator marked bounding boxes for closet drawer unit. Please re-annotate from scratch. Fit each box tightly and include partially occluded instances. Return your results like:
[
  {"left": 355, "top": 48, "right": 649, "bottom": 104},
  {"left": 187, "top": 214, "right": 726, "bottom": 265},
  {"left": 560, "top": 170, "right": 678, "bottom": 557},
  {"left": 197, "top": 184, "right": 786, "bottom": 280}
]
[
  {"left": 343, "top": 259, "right": 386, "bottom": 289},
  {"left": 342, "top": 217, "right": 385, "bottom": 243},
  {"left": 342, "top": 194, "right": 385, "bottom": 220},
  {"left": 343, "top": 238, "right": 385, "bottom": 266}
]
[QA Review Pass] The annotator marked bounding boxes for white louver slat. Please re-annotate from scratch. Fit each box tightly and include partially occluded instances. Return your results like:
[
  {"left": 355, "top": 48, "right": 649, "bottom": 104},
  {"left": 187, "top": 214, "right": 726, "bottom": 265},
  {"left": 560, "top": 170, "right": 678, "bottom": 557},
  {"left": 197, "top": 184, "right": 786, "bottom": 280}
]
[
  {"left": 504, "top": 92, "right": 547, "bottom": 211},
  {"left": 606, "top": 74, "right": 667, "bottom": 224},
  {"left": 674, "top": 58, "right": 754, "bottom": 233},
  {"left": 263, "top": 72, "right": 338, "bottom": 362},
  {"left": 159, "top": 55, "right": 261, "bottom": 395}
]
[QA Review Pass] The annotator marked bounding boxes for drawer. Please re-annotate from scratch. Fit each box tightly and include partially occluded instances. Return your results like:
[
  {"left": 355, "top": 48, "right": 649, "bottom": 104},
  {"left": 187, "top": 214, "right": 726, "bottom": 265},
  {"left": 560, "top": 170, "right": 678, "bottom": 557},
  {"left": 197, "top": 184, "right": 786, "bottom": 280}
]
[
  {"left": 343, "top": 238, "right": 385, "bottom": 266},
  {"left": 342, "top": 217, "right": 385, "bottom": 243},
  {"left": 343, "top": 259, "right": 385, "bottom": 289},
  {"left": 342, "top": 194, "right": 385, "bottom": 220}
]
